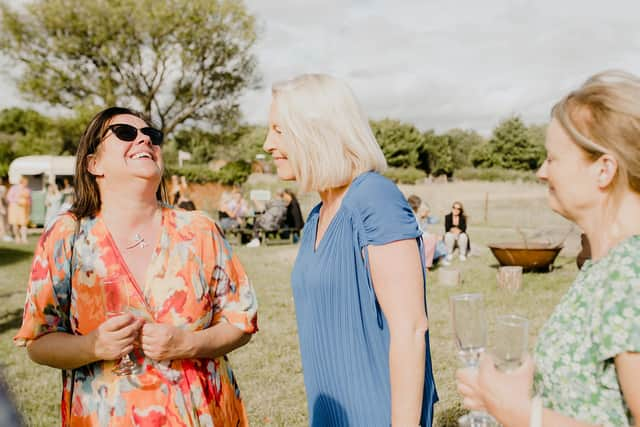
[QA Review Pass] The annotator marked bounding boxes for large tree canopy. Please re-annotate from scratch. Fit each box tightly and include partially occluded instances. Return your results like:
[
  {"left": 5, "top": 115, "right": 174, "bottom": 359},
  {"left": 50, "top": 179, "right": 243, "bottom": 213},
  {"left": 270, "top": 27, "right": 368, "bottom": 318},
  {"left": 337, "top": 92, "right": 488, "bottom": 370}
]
[{"left": 0, "top": 0, "right": 259, "bottom": 135}]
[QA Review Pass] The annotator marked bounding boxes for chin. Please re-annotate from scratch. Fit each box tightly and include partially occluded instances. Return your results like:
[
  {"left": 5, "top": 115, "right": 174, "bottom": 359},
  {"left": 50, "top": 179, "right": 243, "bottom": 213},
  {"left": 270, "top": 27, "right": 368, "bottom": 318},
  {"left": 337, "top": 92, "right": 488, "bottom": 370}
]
[{"left": 276, "top": 168, "right": 296, "bottom": 181}]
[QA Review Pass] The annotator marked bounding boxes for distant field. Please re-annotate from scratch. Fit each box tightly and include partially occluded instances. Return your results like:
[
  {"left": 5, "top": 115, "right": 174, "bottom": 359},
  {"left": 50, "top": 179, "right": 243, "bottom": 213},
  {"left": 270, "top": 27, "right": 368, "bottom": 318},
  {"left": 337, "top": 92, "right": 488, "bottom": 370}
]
[{"left": 0, "top": 180, "right": 578, "bottom": 426}]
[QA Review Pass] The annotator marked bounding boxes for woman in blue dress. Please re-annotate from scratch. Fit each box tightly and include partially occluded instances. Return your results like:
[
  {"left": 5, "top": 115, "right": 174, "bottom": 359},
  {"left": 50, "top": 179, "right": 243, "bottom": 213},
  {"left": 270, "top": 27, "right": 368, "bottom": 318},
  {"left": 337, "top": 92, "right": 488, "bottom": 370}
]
[{"left": 263, "top": 74, "right": 438, "bottom": 426}]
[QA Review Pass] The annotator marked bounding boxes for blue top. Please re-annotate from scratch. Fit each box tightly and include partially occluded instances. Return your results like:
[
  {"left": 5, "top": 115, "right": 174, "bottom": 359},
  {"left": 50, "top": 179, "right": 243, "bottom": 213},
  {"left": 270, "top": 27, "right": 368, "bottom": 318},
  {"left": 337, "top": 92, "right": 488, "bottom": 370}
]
[{"left": 291, "top": 172, "right": 438, "bottom": 427}]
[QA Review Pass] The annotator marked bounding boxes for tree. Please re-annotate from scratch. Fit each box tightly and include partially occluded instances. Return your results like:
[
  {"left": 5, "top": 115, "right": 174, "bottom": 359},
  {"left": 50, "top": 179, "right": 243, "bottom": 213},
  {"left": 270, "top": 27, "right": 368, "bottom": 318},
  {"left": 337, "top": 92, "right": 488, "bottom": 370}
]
[
  {"left": 420, "top": 132, "right": 454, "bottom": 176},
  {"left": 445, "top": 128, "right": 485, "bottom": 170},
  {"left": 471, "top": 116, "right": 545, "bottom": 171},
  {"left": 0, "top": 0, "right": 259, "bottom": 136}
]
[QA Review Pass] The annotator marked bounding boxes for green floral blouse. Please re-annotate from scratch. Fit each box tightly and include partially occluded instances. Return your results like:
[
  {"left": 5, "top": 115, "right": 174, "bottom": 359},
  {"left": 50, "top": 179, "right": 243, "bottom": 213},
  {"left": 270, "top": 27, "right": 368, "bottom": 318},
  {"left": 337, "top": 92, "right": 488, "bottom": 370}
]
[{"left": 534, "top": 235, "right": 640, "bottom": 426}]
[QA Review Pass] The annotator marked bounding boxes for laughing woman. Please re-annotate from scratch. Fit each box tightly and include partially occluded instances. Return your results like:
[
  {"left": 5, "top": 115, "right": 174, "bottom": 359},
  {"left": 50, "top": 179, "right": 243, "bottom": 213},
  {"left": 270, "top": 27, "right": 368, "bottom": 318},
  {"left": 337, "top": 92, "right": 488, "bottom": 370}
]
[
  {"left": 263, "top": 74, "right": 438, "bottom": 426},
  {"left": 14, "top": 107, "right": 258, "bottom": 426},
  {"left": 457, "top": 71, "right": 640, "bottom": 426}
]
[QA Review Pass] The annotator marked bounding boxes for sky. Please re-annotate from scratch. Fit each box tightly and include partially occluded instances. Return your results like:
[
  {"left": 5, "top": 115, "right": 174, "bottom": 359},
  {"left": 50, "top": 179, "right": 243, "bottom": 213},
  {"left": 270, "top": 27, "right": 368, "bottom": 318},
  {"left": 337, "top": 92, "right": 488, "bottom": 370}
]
[{"left": 2, "top": 0, "right": 640, "bottom": 134}]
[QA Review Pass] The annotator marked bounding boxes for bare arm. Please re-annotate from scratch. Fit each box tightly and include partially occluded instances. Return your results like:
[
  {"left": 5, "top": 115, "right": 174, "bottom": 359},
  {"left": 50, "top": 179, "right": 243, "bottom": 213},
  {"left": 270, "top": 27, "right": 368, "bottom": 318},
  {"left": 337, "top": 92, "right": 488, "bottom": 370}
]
[
  {"left": 368, "top": 238, "right": 427, "bottom": 426},
  {"left": 27, "top": 314, "right": 143, "bottom": 370}
]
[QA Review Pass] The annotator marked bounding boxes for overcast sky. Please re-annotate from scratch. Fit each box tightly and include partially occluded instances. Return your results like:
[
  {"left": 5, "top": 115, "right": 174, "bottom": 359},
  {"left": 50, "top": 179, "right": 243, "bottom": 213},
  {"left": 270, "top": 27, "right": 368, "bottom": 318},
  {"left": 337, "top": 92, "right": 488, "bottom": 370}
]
[{"left": 2, "top": 0, "right": 639, "bottom": 134}]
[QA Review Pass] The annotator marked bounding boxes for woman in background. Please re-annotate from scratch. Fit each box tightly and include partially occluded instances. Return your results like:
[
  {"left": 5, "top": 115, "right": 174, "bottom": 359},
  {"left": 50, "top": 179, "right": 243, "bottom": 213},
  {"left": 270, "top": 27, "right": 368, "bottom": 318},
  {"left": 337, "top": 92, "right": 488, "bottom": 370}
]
[
  {"left": 7, "top": 176, "right": 31, "bottom": 244},
  {"left": 444, "top": 201, "right": 470, "bottom": 261},
  {"left": 264, "top": 74, "right": 437, "bottom": 426}
]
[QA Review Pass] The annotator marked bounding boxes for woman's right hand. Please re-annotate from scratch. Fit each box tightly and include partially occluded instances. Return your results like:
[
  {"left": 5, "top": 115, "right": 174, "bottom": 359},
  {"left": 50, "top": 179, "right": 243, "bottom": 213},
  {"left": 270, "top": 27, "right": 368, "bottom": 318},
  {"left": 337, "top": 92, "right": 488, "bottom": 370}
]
[{"left": 90, "top": 314, "right": 144, "bottom": 361}]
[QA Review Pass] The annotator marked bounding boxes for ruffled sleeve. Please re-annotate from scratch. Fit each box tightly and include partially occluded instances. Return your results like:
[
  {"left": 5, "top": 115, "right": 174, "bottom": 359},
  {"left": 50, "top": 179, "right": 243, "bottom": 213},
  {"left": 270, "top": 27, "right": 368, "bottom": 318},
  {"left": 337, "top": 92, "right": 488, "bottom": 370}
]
[
  {"left": 349, "top": 172, "right": 421, "bottom": 247},
  {"left": 14, "top": 214, "right": 77, "bottom": 346},
  {"left": 209, "top": 220, "right": 258, "bottom": 334}
]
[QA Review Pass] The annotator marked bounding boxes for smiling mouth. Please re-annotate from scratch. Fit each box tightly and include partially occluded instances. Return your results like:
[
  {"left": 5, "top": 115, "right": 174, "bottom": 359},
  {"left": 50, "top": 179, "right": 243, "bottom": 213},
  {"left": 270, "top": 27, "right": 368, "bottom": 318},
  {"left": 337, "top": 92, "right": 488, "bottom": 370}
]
[{"left": 130, "top": 152, "right": 154, "bottom": 160}]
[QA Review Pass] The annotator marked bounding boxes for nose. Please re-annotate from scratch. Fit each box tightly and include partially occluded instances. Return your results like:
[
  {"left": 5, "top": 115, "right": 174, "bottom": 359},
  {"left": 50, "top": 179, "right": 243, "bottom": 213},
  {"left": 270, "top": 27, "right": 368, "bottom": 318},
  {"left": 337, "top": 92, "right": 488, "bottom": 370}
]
[
  {"left": 536, "top": 160, "right": 548, "bottom": 181},
  {"left": 136, "top": 131, "right": 153, "bottom": 146},
  {"left": 263, "top": 132, "right": 274, "bottom": 153}
]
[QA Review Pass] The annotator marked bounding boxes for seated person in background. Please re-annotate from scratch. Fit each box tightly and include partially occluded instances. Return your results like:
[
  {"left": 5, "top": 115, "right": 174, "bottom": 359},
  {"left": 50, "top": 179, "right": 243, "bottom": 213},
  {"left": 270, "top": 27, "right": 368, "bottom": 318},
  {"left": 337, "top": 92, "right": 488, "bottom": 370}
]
[
  {"left": 407, "top": 195, "right": 448, "bottom": 269},
  {"left": 246, "top": 190, "right": 288, "bottom": 247},
  {"left": 219, "top": 190, "right": 249, "bottom": 231},
  {"left": 444, "top": 201, "right": 470, "bottom": 262},
  {"left": 282, "top": 189, "right": 304, "bottom": 241},
  {"left": 177, "top": 176, "right": 196, "bottom": 211}
]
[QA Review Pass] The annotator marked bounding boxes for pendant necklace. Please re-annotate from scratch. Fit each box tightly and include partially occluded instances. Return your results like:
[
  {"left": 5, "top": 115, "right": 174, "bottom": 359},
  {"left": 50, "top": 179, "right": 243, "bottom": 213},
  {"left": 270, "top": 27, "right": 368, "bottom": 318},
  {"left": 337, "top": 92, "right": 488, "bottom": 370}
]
[{"left": 126, "top": 233, "right": 147, "bottom": 250}]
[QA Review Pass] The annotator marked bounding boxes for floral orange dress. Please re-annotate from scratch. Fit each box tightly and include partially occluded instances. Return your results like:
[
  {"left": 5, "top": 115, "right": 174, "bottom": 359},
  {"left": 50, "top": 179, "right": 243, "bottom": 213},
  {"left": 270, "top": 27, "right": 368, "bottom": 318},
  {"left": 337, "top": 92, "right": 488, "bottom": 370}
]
[{"left": 14, "top": 206, "right": 258, "bottom": 426}]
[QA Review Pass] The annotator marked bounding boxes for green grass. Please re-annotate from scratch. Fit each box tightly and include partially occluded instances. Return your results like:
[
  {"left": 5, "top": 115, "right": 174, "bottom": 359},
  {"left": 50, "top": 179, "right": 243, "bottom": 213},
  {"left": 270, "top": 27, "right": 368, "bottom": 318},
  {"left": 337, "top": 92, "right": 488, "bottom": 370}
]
[{"left": 0, "top": 224, "right": 576, "bottom": 426}]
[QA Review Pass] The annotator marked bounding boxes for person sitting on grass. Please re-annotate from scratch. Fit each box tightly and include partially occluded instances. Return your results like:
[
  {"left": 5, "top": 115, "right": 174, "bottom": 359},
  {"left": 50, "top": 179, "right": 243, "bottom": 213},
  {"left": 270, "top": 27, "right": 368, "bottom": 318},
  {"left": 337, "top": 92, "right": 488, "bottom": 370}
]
[
  {"left": 444, "top": 201, "right": 470, "bottom": 261},
  {"left": 408, "top": 195, "right": 448, "bottom": 269},
  {"left": 246, "top": 190, "right": 288, "bottom": 247}
]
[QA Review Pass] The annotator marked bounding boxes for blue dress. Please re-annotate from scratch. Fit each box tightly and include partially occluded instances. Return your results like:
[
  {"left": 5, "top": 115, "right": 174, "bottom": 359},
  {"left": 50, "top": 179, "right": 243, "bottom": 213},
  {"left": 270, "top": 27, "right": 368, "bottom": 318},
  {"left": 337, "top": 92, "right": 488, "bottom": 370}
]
[{"left": 291, "top": 172, "right": 438, "bottom": 427}]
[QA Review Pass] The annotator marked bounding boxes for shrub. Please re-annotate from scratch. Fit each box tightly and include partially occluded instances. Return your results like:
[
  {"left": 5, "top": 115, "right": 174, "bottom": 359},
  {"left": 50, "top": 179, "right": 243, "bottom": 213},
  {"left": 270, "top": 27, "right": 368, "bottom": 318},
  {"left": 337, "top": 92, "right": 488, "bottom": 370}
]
[
  {"left": 453, "top": 167, "right": 539, "bottom": 182},
  {"left": 165, "top": 160, "right": 252, "bottom": 186},
  {"left": 383, "top": 167, "right": 427, "bottom": 184}
]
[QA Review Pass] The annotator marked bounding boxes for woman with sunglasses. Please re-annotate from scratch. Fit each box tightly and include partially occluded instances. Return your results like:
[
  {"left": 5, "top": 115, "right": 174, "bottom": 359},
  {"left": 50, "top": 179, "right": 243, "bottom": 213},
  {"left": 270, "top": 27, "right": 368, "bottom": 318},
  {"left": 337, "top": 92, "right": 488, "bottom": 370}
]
[
  {"left": 444, "top": 201, "right": 470, "bottom": 261},
  {"left": 14, "top": 107, "right": 258, "bottom": 426},
  {"left": 457, "top": 71, "right": 640, "bottom": 426}
]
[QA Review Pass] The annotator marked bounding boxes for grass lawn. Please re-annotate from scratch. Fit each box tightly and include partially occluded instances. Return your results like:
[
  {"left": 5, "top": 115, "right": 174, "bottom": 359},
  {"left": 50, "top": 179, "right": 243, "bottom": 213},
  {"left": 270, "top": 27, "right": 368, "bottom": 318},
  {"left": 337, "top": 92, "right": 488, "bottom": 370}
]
[{"left": 0, "top": 182, "right": 578, "bottom": 426}]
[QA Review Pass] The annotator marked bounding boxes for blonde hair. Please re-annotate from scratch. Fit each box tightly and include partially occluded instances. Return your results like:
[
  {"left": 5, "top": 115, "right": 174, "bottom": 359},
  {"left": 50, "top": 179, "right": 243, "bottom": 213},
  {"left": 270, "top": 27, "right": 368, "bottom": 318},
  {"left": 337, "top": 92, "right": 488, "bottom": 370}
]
[
  {"left": 271, "top": 74, "right": 387, "bottom": 192},
  {"left": 552, "top": 70, "right": 640, "bottom": 193}
]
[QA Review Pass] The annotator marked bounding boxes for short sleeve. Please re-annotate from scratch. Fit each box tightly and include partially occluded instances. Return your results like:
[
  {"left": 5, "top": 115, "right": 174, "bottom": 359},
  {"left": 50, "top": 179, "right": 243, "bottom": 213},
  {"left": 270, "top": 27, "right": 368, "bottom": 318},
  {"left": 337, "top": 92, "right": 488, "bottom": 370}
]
[
  {"left": 592, "top": 263, "right": 640, "bottom": 361},
  {"left": 14, "top": 214, "right": 77, "bottom": 347},
  {"left": 209, "top": 222, "right": 258, "bottom": 334},
  {"left": 349, "top": 172, "right": 421, "bottom": 247}
]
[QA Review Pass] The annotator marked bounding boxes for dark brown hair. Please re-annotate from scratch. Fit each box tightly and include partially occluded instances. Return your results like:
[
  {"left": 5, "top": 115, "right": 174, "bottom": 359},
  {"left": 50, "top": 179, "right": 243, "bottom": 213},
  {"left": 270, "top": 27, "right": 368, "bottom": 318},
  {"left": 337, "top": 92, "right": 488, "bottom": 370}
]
[
  {"left": 451, "top": 201, "right": 465, "bottom": 218},
  {"left": 70, "top": 107, "right": 167, "bottom": 220},
  {"left": 407, "top": 194, "right": 422, "bottom": 213}
]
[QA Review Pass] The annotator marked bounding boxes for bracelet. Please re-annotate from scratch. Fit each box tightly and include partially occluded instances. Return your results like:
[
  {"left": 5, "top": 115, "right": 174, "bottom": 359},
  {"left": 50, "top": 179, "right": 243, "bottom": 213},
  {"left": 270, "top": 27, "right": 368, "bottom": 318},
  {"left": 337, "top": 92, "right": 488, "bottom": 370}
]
[{"left": 529, "top": 396, "right": 542, "bottom": 427}]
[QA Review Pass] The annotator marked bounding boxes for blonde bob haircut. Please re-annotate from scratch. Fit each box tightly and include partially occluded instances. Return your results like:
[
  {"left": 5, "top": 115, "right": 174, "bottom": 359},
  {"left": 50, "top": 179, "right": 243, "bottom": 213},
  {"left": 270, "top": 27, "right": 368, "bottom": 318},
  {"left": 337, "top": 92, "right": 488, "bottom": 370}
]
[
  {"left": 271, "top": 74, "right": 387, "bottom": 193},
  {"left": 552, "top": 70, "right": 640, "bottom": 193}
]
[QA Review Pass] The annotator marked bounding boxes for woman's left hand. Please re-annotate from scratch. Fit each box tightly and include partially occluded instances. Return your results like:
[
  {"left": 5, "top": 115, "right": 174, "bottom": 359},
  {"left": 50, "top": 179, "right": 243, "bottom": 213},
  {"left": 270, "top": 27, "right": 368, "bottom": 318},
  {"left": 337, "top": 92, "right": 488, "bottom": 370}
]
[
  {"left": 456, "top": 352, "right": 534, "bottom": 424},
  {"left": 140, "top": 323, "right": 195, "bottom": 361}
]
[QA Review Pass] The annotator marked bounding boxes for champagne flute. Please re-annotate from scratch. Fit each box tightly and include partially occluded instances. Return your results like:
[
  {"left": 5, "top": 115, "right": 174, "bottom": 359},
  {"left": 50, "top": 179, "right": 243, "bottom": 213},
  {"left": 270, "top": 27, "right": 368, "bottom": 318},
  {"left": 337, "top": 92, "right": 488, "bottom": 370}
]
[
  {"left": 450, "top": 293, "right": 498, "bottom": 426},
  {"left": 450, "top": 293, "right": 487, "bottom": 367},
  {"left": 493, "top": 314, "right": 528, "bottom": 372},
  {"left": 102, "top": 276, "right": 138, "bottom": 376}
]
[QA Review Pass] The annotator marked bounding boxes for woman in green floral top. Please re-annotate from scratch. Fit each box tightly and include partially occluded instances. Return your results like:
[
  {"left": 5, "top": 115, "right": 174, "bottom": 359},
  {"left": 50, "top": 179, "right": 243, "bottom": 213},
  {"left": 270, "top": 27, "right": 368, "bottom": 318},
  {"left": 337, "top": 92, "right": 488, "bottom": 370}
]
[{"left": 457, "top": 70, "right": 640, "bottom": 426}]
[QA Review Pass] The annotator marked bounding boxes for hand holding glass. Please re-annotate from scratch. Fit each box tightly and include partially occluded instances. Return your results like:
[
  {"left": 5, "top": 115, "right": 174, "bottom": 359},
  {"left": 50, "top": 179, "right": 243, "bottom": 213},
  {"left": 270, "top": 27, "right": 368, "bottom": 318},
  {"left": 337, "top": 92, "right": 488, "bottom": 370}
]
[{"left": 102, "top": 277, "right": 138, "bottom": 376}]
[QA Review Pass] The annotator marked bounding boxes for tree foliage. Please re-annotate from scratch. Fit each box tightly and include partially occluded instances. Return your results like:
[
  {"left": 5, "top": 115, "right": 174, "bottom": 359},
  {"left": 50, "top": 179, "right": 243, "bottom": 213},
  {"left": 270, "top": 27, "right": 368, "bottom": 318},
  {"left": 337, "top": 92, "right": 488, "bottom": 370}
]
[
  {"left": 471, "top": 116, "right": 545, "bottom": 171},
  {"left": 370, "top": 119, "right": 421, "bottom": 168},
  {"left": 0, "top": 0, "right": 259, "bottom": 135}
]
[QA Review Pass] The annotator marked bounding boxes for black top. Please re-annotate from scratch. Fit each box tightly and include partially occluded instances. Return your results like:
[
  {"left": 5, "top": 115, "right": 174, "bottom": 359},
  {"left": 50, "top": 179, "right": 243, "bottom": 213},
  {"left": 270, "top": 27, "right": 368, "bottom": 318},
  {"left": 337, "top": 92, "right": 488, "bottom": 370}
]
[
  {"left": 444, "top": 212, "right": 466, "bottom": 233},
  {"left": 285, "top": 199, "right": 305, "bottom": 231}
]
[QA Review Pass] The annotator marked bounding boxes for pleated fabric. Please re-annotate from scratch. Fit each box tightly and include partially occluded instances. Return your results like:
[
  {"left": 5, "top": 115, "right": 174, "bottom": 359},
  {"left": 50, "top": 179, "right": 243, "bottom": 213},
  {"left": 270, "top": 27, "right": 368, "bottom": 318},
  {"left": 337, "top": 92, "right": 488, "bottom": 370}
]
[{"left": 291, "top": 172, "right": 438, "bottom": 427}]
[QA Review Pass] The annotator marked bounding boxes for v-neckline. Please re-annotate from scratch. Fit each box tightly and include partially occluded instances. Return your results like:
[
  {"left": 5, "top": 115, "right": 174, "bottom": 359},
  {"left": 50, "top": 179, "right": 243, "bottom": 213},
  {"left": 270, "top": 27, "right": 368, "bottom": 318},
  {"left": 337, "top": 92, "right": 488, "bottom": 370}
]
[
  {"left": 312, "top": 174, "right": 366, "bottom": 252},
  {"left": 98, "top": 206, "right": 166, "bottom": 316}
]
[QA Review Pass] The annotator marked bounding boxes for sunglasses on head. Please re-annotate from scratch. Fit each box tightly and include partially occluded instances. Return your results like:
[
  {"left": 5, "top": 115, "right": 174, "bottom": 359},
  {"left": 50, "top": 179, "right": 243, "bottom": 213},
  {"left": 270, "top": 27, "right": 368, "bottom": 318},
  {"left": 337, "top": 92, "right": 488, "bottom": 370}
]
[{"left": 103, "top": 123, "right": 164, "bottom": 146}]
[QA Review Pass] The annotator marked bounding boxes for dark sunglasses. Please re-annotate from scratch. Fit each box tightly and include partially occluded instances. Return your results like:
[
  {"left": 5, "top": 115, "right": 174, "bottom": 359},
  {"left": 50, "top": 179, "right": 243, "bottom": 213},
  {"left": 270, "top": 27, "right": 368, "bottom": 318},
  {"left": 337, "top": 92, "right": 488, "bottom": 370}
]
[{"left": 103, "top": 123, "right": 164, "bottom": 146}]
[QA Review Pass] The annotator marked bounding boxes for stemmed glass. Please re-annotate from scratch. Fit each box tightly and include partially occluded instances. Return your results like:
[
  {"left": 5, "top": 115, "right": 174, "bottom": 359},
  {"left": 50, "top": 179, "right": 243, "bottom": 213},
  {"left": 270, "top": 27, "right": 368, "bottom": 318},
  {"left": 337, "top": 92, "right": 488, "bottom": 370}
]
[
  {"left": 102, "top": 276, "right": 138, "bottom": 376},
  {"left": 450, "top": 293, "right": 498, "bottom": 427},
  {"left": 493, "top": 314, "right": 528, "bottom": 372}
]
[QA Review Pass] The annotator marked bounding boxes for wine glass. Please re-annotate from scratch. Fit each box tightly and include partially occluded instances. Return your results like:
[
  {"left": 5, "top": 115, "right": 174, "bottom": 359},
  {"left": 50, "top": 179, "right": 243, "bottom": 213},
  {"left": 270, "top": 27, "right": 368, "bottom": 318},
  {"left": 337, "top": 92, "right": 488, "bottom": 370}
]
[
  {"left": 450, "top": 293, "right": 487, "bottom": 367},
  {"left": 493, "top": 314, "right": 528, "bottom": 373},
  {"left": 450, "top": 293, "right": 497, "bottom": 426},
  {"left": 102, "top": 276, "right": 138, "bottom": 376}
]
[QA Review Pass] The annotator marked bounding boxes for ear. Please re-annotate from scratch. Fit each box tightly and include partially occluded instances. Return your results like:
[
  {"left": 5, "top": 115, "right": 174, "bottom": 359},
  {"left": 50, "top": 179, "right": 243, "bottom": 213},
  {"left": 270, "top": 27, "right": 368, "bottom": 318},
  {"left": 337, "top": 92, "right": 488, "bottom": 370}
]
[
  {"left": 87, "top": 154, "right": 104, "bottom": 177},
  {"left": 595, "top": 154, "right": 618, "bottom": 189}
]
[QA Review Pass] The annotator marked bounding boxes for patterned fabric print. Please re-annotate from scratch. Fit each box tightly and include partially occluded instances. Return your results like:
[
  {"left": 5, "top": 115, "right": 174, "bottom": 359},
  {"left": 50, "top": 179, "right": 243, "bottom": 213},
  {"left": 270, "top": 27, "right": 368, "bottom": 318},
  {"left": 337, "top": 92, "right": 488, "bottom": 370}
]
[
  {"left": 534, "top": 235, "right": 640, "bottom": 427},
  {"left": 15, "top": 206, "right": 258, "bottom": 427}
]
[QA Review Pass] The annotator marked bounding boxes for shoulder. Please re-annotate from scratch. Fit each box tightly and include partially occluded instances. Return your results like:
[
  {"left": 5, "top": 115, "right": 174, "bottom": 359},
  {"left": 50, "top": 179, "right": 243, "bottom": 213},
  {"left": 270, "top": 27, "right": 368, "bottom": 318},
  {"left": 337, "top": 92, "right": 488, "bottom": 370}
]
[
  {"left": 346, "top": 172, "right": 405, "bottom": 208},
  {"left": 169, "top": 206, "right": 219, "bottom": 233}
]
